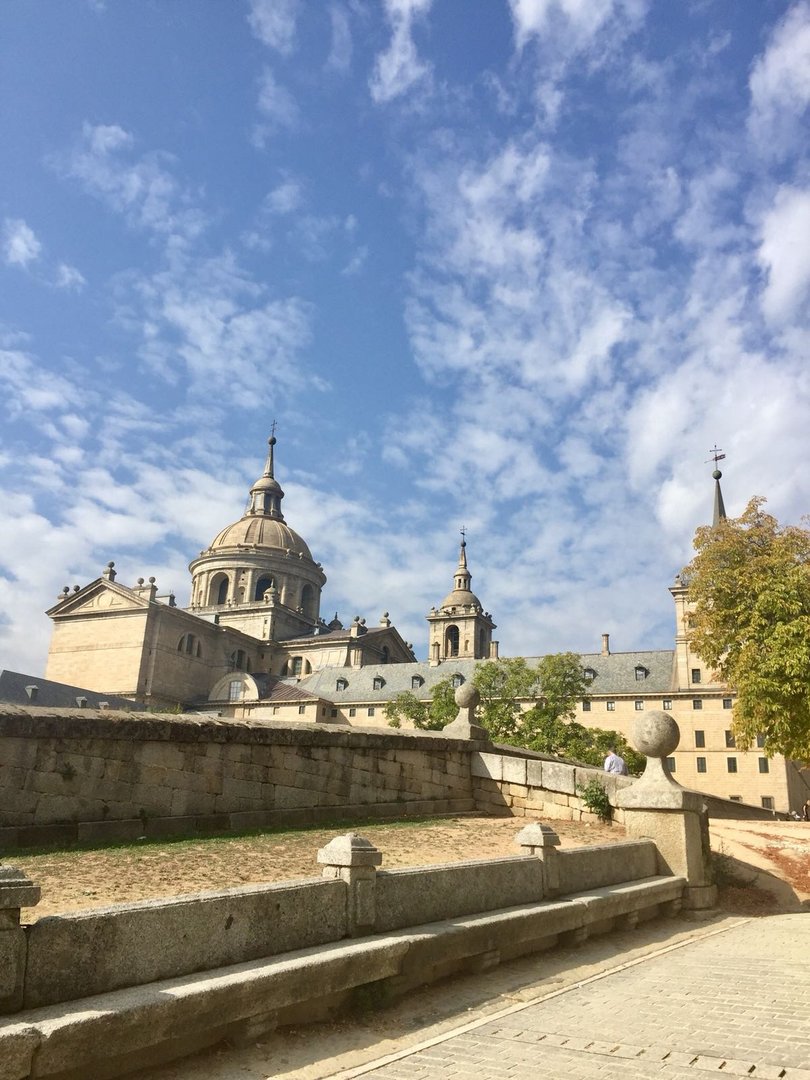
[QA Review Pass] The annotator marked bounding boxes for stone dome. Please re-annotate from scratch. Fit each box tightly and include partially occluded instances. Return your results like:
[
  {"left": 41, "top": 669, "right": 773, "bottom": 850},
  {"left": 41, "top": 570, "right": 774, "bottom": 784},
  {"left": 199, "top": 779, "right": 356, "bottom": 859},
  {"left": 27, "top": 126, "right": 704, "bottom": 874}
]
[
  {"left": 207, "top": 516, "right": 313, "bottom": 559},
  {"left": 440, "top": 586, "right": 483, "bottom": 611}
]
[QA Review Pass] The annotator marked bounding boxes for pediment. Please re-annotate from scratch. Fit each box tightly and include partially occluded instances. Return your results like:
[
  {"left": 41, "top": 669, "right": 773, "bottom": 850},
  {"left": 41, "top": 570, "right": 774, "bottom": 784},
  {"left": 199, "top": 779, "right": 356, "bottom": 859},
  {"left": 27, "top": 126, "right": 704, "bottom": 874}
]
[{"left": 47, "top": 579, "right": 150, "bottom": 618}]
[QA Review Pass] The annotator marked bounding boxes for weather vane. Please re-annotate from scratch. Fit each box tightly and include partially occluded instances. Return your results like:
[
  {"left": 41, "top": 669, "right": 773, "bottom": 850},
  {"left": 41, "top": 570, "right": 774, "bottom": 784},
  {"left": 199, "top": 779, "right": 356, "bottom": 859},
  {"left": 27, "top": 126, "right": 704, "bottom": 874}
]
[
  {"left": 460, "top": 524, "right": 467, "bottom": 544},
  {"left": 270, "top": 418, "right": 278, "bottom": 439},
  {"left": 706, "top": 445, "right": 725, "bottom": 467}
]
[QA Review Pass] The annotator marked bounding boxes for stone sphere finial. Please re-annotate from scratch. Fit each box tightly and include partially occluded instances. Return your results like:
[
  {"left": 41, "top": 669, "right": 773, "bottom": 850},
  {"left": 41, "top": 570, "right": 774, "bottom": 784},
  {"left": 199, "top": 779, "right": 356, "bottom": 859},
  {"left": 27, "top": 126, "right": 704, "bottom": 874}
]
[
  {"left": 455, "top": 682, "right": 479, "bottom": 709},
  {"left": 712, "top": 469, "right": 722, "bottom": 480},
  {"left": 632, "top": 710, "right": 680, "bottom": 758}
]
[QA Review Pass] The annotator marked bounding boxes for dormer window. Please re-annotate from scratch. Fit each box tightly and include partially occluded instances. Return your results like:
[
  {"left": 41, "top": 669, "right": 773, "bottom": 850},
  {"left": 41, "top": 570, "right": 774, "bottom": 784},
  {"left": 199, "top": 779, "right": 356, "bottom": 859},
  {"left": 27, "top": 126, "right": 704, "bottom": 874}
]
[
  {"left": 411, "top": 675, "right": 424, "bottom": 689},
  {"left": 583, "top": 667, "right": 596, "bottom": 682},
  {"left": 450, "top": 673, "right": 464, "bottom": 688},
  {"left": 336, "top": 677, "right": 348, "bottom": 692},
  {"left": 634, "top": 665, "right": 648, "bottom": 681},
  {"left": 373, "top": 676, "right": 385, "bottom": 690}
]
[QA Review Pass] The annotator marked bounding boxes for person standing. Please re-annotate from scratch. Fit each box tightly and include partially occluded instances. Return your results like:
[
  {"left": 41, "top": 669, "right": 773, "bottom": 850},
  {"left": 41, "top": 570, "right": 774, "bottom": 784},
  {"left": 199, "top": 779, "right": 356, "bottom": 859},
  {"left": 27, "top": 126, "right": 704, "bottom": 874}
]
[{"left": 604, "top": 745, "right": 629, "bottom": 775}]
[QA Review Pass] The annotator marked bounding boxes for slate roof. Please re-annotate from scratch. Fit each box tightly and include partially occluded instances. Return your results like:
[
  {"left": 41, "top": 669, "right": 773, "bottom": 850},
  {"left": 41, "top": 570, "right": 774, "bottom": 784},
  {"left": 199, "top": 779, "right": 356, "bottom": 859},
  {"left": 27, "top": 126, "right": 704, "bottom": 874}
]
[
  {"left": 0, "top": 670, "right": 136, "bottom": 710},
  {"left": 297, "top": 650, "right": 678, "bottom": 705},
  {"left": 249, "top": 675, "right": 320, "bottom": 702}
]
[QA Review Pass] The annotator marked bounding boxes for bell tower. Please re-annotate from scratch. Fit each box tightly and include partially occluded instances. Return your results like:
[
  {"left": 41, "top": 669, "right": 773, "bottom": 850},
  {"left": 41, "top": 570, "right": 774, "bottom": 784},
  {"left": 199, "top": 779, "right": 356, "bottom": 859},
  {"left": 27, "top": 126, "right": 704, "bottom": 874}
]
[{"left": 426, "top": 530, "right": 497, "bottom": 665}]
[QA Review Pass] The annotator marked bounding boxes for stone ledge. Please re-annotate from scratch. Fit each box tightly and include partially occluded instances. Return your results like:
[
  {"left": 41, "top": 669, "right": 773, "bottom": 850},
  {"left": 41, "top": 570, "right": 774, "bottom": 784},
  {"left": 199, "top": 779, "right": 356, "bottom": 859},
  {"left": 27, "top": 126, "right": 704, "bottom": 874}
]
[{"left": 0, "top": 875, "right": 686, "bottom": 1080}]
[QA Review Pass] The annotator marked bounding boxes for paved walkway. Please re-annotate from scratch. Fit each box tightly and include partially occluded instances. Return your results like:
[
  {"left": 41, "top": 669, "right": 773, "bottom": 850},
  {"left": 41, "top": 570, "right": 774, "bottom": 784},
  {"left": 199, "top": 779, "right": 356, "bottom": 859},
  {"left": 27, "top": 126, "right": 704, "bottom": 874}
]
[{"left": 337, "top": 915, "right": 810, "bottom": 1080}]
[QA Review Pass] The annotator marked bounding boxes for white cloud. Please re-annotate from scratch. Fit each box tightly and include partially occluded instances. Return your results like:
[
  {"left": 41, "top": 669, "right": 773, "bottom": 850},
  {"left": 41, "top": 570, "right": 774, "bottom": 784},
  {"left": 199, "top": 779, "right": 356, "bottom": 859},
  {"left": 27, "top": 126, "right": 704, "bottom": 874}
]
[
  {"left": 129, "top": 250, "right": 316, "bottom": 404},
  {"left": 55, "top": 263, "right": 86, "bottom": 291},
  {"left": 2, "top": 218, "right": 42, "bottom": 268},
  {"left": 758, "top": 185, "right": 810, "bottom": 323},
  {"left": 748, "top": 1, "right": 810, "bottom": 158},
  {"left": 326, "top": 3, "right": 352, "bottom": 73},
  {"left": 370, "top": 0, "right": 433, "bottom": 104},
  {"left": 253, "top": 68, "right": 300, "bottom": 145},
  {"left": 247, "top": 0, "right": 300, "bottom": 54},
  {"left": 264, "top": 178, "right": 303, "bottom": 214},
  {"left": 59, "top": 123, "right": 205, "bottom": 238}
]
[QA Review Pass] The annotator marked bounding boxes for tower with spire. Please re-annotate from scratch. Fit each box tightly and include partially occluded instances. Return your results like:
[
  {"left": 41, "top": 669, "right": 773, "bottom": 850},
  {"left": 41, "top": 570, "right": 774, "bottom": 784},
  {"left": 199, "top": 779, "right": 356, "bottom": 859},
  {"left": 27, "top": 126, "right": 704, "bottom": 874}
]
[
  {"left": 426, "top": 530, "right": 497, "bottom": 664},
  {"left": 669, "top": 448, "right": 728, "bottom": 690}
]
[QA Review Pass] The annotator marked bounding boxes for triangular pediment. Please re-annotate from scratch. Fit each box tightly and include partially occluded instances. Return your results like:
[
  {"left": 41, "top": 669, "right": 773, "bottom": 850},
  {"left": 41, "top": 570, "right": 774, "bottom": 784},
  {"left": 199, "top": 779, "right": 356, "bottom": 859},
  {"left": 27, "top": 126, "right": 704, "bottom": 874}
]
[{"left": 47, "top": 578, "right": 150, "bottom": 618}]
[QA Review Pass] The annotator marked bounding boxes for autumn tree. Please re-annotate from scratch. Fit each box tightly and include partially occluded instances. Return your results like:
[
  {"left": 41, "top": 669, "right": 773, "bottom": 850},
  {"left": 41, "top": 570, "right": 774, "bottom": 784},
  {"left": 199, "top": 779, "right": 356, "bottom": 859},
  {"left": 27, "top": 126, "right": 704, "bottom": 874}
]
[{"left": 683, "top": 497, "right": 810, "bottom": 760}]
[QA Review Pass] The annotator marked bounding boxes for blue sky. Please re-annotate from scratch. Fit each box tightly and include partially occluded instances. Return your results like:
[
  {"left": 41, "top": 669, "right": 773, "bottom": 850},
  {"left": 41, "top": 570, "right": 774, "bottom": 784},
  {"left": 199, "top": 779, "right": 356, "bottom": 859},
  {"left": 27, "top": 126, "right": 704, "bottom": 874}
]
[{"left": 2, "top": 0, "right": 809, "bottom": 674}]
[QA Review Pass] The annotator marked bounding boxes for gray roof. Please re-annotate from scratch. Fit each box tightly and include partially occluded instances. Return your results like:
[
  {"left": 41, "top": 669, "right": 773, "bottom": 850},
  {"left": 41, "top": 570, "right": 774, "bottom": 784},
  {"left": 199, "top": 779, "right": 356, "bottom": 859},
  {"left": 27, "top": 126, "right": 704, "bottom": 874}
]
[
  {"left": 0, "top": 670, "right": 136, "bottom": 710},
  {"left": 297, "top": 650, "right": 678, "bottom": 705}
]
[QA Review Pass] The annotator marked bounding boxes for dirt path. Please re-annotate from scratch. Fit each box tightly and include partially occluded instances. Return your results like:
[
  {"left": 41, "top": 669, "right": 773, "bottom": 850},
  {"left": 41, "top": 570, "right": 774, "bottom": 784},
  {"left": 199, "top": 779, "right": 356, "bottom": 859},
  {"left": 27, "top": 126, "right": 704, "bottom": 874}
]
[{"left": 15, "top": 816, "right": 619, "bottom": 921}]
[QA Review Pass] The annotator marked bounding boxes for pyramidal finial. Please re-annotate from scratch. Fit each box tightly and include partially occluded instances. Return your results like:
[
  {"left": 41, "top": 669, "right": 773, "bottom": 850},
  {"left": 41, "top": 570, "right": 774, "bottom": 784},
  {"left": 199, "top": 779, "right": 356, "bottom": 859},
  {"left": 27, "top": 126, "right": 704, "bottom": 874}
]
[
  {"left": 459, "top": 525, "right": 468, "bottom": 567},
  {"left": 248, "top": 428, "right": 284, "bottom": 519}
]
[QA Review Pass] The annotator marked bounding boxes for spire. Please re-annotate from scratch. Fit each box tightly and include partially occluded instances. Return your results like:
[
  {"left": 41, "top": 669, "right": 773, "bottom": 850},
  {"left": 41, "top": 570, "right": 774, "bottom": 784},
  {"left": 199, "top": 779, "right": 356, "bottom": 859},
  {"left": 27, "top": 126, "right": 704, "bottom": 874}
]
[
  {"left": 708, "top": 445, "right": 727, "bottom": 526},
  {"left": 454, "top": 526, "right": 471, "bottom": 592},
  {"left": 247, "top": 432, "right": 285, "bottom": 519}
]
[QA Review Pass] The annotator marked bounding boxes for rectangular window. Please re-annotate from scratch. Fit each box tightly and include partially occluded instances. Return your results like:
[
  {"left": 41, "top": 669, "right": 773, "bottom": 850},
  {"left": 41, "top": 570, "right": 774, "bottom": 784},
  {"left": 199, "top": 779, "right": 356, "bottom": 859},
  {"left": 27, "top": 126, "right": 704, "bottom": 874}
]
[
  {"left": 758, "top": 757, "right": 769, "bottom": 774},
  {"left": 727, "top": 757, "right": 737, "bottom": 773},
  {"left": 756, "top": 734, "right": 765, "bottom": 748},
  {"left": 298, "top": 705, "right": 306, "bottom": 715},
  {"left": 272, "top": 705, "right": 279, "bottom": 715},
  {"left": 691, "top": 668, "right": 701, "bottom": 684},
  {"left": 367, "top": 707, "right": 375, "bottom": 716},
  {"left": 349, "top": 707, "right": 356, "bottom": 717},
  {"left": 582, "top": 700, "right": 591, "bottom": 712},
  {"left": 662, "top": 699, "right": 672, "bottom": 711},
  {"left": 666, "top": 757, "right": 676, "bottom": 772},
  {"left": 696, "top": 757, "right": 707, "bottom": 774},
  {"left": 606, "top": 700, "right": 615, "bottom": 711},
  {"left": 228, "top": 679, "right": 241, "bottom": 702},
  {"left": 330, "top": 708, "right": 337, "bottom": 717},
  {"left": 730, "top": 795, "right": 742, "bottom": 802},
  {"left": 634, "top": 700, "right": 644, "bottom": 711},
  {"left": 694, "top": 730, "right": 705, "bottom": 748},
  {"left": 723, "top": 698, "right": 733, "bottom": 709},
  {"left": 291, "top": 657, "right": 303, "bottom": 676},
  {"left": 761, "top": 797, "right": 774, "bottom": 810},
  {"left": 692, "top": 699, "right": 703, "bottom": 710},
  {"left": 635, "top": 668, "right": 645, "bottom": 681},
  {"left": 724, "top": 730, "right": 736, "bottom": 748}
]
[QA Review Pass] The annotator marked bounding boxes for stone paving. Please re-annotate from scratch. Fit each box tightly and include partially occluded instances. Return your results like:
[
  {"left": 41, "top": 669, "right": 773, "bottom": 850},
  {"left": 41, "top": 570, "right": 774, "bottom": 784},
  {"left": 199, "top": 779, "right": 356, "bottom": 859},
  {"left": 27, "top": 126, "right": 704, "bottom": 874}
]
[{"left": 339, "top": 915, "right": 810, "bottom": 1080}]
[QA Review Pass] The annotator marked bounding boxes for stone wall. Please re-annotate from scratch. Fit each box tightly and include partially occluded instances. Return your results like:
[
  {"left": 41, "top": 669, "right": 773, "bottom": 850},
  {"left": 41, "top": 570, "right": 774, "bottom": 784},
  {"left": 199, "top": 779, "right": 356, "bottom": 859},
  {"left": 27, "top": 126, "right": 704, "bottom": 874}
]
[{"left": 0, "top": 706, "right": 477, "bottom": 850}]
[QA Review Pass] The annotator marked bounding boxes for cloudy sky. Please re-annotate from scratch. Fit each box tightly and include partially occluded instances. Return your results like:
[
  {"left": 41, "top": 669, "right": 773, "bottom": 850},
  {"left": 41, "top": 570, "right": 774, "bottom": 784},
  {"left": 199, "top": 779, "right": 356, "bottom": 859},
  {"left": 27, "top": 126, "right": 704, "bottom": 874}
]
[{"left": 2, "top": 0, "right": 809, "bottom": 674}]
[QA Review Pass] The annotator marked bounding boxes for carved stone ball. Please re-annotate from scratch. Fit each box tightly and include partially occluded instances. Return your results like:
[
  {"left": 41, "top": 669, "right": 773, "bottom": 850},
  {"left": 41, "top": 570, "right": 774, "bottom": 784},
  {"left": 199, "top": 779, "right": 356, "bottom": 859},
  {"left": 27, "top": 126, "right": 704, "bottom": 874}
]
[
  {"left": 632, "top": 710, "right": 680, "bottom": 758},
  {"left": 455, "top": 683, "right": 480, "bottom": 709}
]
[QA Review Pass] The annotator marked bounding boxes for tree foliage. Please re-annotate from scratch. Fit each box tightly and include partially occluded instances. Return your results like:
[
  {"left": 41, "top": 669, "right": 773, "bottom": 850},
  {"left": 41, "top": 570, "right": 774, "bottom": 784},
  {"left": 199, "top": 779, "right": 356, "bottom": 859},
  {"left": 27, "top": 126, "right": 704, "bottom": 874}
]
[
  {"left": 385, "top": 677, "right": 457, "bottom": 731},
  {"left": 684, "top": 497, "right": 810, "bottom": 760},
  {"left": 471, "top": 654, "right": 643, "bottom": 773}
]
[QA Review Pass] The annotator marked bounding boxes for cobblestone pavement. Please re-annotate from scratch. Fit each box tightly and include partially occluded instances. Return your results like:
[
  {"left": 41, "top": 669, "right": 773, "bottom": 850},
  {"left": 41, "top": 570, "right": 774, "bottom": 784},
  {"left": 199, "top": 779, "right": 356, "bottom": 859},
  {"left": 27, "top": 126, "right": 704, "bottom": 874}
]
[{"left": 339, "top": 915, "right": 810, "bottom": 1080}]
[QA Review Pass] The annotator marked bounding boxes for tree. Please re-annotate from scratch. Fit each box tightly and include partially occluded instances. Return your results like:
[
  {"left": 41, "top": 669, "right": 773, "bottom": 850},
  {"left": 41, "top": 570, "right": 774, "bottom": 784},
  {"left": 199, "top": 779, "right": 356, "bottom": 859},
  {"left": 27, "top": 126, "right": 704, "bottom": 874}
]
[
  {"left": 385, "top": 677, "right": 457, "bottom": 731},
  {"left": 683, "top": 497, "right": 810, "bottom": 760},
  {"left": 473, "top": 657, "right": 537, "bottom": 740}
]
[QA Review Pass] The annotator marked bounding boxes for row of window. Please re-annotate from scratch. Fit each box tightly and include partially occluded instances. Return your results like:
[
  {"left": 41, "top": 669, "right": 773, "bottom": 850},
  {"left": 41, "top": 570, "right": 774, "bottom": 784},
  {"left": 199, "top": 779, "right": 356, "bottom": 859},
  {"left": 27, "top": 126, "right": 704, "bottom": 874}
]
[
  {"left": 583, "top": 697, "right": 733, "bottom": 712},
  {"left": 336, "top": 673, "right": 464, "bottom": 693},
  {"left": 665, "top": 755, "right": 769, "bottom": 775}
]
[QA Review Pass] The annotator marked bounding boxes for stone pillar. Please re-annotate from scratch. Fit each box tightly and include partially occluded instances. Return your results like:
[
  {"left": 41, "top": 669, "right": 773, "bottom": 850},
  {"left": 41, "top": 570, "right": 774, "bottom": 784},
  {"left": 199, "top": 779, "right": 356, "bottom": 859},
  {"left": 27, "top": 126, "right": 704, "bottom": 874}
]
[
  {"left": 317, "top": 833, "right": 382, "bottom": 937},
  {"left": 515, "top": 822, "right": 561, "bottom": 898},
  {"left": 443, "top": 684, "right": 488, "bottom": 740},
  {"left": 0, "top": 865, "right": 41, "bottom": 1012},
  {"left": 616, "top": 711, "right": 717, "bottom": 913}
]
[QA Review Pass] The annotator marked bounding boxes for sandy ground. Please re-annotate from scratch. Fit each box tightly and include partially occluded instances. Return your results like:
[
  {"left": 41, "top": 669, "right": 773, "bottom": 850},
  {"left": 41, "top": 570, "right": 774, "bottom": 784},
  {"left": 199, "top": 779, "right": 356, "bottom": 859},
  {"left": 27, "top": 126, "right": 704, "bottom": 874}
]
[
  {"left": 16, "top": 815, "right": 620, "bottom": 921},
  {"left": 709, "top": 819, "right": 810, "bottom": 911}
]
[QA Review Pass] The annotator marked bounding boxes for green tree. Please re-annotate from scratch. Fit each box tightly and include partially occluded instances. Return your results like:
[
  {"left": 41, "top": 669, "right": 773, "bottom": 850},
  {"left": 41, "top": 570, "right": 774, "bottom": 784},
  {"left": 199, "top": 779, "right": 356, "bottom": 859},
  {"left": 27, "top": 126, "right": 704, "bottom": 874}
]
[
  {"left": 385, "top": 677, "right": 457, "bottom": 731},
  {"left": 683, "top": 497, "right": 810, "bottom": 759},
  {"left": 473, "top": 657, "right": 537, "bottom": 740}
]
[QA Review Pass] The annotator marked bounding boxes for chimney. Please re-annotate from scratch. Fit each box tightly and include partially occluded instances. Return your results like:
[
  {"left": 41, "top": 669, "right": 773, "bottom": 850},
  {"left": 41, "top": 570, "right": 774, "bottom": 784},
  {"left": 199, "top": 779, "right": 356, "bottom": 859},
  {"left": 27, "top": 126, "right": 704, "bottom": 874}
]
[{"left": 601, "top": 633, "right": 610, "bottom": 657}]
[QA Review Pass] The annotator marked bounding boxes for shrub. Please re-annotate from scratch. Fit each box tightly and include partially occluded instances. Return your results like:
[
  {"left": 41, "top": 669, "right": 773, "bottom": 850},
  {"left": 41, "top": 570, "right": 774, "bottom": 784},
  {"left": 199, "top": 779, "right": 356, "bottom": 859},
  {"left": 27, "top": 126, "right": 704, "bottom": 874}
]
[{"left": 577, "top": 776, "right": 612, "bottom": 822}]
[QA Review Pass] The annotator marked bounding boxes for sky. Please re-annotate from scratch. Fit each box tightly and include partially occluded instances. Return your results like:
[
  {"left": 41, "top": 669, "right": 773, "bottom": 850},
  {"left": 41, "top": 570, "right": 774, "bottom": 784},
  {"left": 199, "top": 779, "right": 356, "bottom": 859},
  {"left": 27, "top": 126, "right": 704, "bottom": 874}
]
[{"left": 1, "top": 0, "right": 809, "bottom": 675}]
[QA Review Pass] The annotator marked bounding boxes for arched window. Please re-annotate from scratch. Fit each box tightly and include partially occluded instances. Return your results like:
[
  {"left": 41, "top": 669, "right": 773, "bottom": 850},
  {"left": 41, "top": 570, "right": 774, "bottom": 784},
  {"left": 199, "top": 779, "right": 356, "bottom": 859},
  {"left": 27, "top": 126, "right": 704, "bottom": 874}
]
[
  {"left": 478, "top": 629, "right": 487, "bottom": 657},
  {"left": 254, "top": 575, "right": 274, "bottom": 601},
  {"left": 209, "top": 574, "right": 229, "bottom": 606},
  {"left": 178, "top": 633, "right": 202, "bottom": 658},
  {"left": 229, "top": 649, "right": 250, "bottom": 672},
  {"left": 336, "top": 677, "right": 348, "bottom": 691},
  {"left": 451, "top": 673, "right": 465, "bottom": 688},
  {"left": 583, "top": 667, "right": 597, "bottom": 682},
  {"left": 300, "top": 583, "right": 316, "bottom": 621},
  {"left": 445, "top": 625, "right": 460, "bottom": 657}
]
